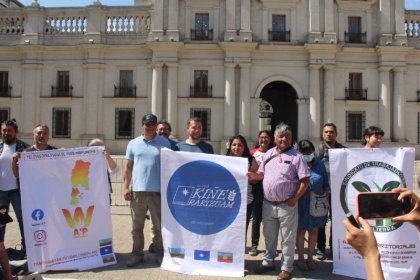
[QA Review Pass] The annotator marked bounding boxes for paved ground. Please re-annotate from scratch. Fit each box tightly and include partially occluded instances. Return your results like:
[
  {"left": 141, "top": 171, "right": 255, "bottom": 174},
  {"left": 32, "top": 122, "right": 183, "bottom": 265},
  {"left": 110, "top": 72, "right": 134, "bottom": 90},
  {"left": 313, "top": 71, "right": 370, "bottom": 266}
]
[{"left": 5, "top": 206, "right": 358, "bottom": 280}]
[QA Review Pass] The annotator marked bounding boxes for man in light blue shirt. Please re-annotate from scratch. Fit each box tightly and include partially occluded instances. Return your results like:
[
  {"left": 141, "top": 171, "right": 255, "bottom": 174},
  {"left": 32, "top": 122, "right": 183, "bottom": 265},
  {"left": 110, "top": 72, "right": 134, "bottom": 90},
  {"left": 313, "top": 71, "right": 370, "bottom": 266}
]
[{"left": 123, "top": 113, "right": 170, "bottom": 267}]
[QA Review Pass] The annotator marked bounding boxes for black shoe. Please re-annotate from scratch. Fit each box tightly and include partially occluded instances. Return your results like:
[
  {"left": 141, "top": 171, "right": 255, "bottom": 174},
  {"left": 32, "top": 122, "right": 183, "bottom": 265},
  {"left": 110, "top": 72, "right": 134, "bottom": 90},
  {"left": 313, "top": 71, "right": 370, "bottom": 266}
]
[
  {"left": 316, "top": 249, "right": 326, "bottom": 260},
  {"left": 255, "top": 265, "right": 275, "bottom": 274},
  {"left": 148, "top": 243, "right": 156, "bottom": 253},
  {"left": 249, "top": 246, "right": 258, "bottom": 256}
]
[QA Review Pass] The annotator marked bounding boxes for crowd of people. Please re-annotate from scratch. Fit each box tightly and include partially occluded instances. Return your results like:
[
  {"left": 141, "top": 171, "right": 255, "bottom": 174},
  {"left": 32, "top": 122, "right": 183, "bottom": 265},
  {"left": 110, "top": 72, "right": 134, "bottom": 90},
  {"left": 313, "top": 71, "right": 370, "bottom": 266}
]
[{"left": 0, "top": 115, "right": 419, "bottom": 280}]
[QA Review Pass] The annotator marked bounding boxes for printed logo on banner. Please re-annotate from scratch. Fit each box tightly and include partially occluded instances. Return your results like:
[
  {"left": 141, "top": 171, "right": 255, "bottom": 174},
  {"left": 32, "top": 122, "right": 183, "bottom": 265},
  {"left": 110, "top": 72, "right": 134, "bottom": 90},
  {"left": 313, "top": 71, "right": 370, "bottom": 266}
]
[
  {"left": 69, "top": 160, "right": 91, "bottom": 205},
  {"left": 31, "top": 209, "right": 44, "bottom": 221},
  {"left": 34, "top": 230, "right": 46, "bottom": 243},
  {"left": 194, "top": 250, "right": 210, "bottom": 261},
  {"left": 217, "top": 252, "right": 233, "bottom": 263},
  {"left": 62, "top": 206, "right": 95, "bottom": 238},
  {"left": 31, "top": 209, "right": 46, "bottom": 226},
  {"left": 339, "top": 161, "right": 406, "bottom": 232},
  {"left": 168, "top": 247, "right": 185, "bottom": 259},
  {"left": 167, "top": 160, "right": 241, "bottom": 235}
]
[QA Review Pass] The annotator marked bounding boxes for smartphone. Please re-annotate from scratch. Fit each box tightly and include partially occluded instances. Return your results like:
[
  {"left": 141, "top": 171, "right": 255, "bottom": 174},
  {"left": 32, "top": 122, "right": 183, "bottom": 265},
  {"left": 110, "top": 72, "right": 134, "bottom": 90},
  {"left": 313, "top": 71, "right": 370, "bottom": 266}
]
[{"left": 357, "top": 192, "right": 412, "bottom": 219}]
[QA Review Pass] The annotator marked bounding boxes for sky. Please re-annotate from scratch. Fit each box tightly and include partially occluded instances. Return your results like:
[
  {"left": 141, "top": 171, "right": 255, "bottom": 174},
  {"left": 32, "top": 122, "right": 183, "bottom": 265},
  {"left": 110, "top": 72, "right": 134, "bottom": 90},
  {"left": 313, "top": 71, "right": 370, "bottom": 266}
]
[{"left": 17, "top": 0, "right": 420, "bottom": 9}]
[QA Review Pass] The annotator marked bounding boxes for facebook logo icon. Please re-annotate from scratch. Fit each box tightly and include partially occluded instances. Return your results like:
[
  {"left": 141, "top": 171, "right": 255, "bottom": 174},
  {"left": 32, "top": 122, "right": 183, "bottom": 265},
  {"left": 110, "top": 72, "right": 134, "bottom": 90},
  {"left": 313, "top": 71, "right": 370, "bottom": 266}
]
[{"left": 31, "top": 209, "right": 44, "bottom": 221}]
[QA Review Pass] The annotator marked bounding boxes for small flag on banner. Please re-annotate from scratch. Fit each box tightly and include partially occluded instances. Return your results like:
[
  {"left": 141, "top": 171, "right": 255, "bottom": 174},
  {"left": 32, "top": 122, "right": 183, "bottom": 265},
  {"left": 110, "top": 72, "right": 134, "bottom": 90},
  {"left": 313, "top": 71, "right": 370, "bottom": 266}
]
[
  {"left": 100, "top": 245, "right": 113, "bottom": 256},
  {"left": 99, "top": 238, "right": 113, "bottom": 247},
  {"left": 102, "top": 254, "right": 115, "bottom": 263},
  {"left": 169, "top": 247, "right": 185, "bottom": 259},
  {"left": 194, "top": 250, "right": 210, "bottom": 261},
  {"left": 217, "top": 252, "right": 233, "bottom": 263}
]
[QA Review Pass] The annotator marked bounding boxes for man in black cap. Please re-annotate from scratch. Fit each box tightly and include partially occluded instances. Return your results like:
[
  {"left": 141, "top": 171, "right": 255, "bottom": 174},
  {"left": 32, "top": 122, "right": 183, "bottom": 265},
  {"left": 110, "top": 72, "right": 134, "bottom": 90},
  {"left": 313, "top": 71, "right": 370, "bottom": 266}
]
[{"left": 123, "top": 113, "right": 170, "bottom": 267}]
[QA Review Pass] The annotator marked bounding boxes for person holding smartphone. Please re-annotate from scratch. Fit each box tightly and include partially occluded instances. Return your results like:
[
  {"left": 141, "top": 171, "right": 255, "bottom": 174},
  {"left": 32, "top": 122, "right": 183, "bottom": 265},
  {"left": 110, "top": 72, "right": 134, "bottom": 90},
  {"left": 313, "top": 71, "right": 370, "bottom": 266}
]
[{"left": 343, "top": 188, "right": 420, "bottom": 280}]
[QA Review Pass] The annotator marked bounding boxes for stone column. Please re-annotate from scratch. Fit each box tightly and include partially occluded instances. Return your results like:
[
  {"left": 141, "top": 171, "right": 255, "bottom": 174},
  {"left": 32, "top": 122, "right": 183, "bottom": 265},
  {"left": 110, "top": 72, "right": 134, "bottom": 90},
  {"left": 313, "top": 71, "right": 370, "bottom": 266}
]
[
  {"left": 262, "top": 7, "right": 268, "bottom": 41},
  {"left": 21, "top": 63, "right": 43, "bottom": 137},
  {"left": 153, "top": 0, "right": 164, "bottom": 31},
  {"left": 297, "top": 98, "right": 309, "bottom": 140},
  {"left": 167, "top": 63, "right": 178, "bottom": 137},
  {"left": 309, "top": 64, "right": 321, "bottom": 140},
  {"left": 309, "top": 0, "right": 320, "bottom": 33},
  {"left": 226, "top": 0, "right": 236, "bottom": 30},
  {"left": 324, "top": 0, "right": 334, "bottom": 33},
  {"left": 378, "top": 66, "right": 392, "bottom": 140},
  {"left": 151, "top": 63, "right": 163, "bottom": 118},
  {"left": 168, "top": 0, "right": 179, "bottom": 31},
  {"left": 224, "top": 63, "right": 236, "bottom": 138},
  {"left": 239, "top": 63, "right": 251, "bottom": 138},
  {"left": 323, "top": 65, "right": 335, "bottom": 123},
  {"left": 393, "top": 67, "right": 406, "bottom": 142},
  {"left": 379, "top": 0, "right": 391, "bottom": 34},
  {"left": 240, "top": 0, "right": 251, "bottom": 31},
  {"left": 185, "top": 5, "right": 191, "bottom": 40}
]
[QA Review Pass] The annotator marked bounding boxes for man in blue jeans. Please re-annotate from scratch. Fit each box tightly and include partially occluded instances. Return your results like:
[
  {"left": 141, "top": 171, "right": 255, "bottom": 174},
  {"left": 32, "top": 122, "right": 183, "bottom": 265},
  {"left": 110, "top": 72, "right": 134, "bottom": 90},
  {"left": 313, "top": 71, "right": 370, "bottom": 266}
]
[{"left": 0, "top": 119, "right": 29, "bottom": 252}]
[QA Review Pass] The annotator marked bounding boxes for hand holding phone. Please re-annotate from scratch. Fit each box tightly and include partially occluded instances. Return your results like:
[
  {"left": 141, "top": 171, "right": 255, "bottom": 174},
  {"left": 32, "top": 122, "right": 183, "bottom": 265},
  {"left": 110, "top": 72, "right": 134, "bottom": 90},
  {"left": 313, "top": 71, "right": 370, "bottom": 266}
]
[
  {"left": 346, "top": 213, "right": 360, "bottom": 228},
  {"left": 357, "top": 192, "right": 412, "bottom": 219}
]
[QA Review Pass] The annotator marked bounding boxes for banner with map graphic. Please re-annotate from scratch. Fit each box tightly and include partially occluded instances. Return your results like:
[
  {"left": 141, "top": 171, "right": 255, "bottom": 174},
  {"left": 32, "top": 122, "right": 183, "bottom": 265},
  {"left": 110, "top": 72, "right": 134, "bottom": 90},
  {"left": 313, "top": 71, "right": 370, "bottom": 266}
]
[
  {"left": 19, "top": 147, "right": 116, "bottom": 272},
  {"left": 330, "top": 148, "right": 419, "bottom": 280},
  {"left": 160, "top": 149, "right": 247, "bottom": 277}
]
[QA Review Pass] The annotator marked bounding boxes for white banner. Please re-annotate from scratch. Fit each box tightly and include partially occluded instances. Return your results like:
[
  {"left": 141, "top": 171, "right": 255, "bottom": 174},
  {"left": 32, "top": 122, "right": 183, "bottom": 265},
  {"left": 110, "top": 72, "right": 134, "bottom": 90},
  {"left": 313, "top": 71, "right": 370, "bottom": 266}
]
[
  {"left": 19, "top": 147, "right": 116, "bottom": 272},
  {"left": 160, "top": 149, "right": 247, "bottom": 277},
  {"left": 330, "top": 148, "right": 419, "bottom": 279}
]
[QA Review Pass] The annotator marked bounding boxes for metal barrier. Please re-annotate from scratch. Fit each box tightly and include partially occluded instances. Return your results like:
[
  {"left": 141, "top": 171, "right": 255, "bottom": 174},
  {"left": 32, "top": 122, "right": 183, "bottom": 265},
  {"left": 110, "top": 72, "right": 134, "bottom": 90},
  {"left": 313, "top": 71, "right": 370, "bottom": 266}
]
[{"left": 109, "top": 156, "right": 129, "bottom": 206}]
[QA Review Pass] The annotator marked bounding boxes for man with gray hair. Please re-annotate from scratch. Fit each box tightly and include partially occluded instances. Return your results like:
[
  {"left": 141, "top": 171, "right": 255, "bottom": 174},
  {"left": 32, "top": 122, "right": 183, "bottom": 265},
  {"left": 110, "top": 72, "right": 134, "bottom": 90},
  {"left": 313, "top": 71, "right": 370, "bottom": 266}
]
[{"left": 248, "top": 123, "right": 309, "bottom": 280}]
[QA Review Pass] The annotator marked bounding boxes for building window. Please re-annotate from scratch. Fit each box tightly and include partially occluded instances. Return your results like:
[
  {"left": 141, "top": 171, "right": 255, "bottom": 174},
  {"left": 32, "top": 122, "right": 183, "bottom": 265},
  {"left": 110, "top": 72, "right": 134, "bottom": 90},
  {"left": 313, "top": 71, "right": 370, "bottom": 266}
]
[
  {"left": 269, "top": 15, "right": 290, "bottom": 42},
  {"left": 115, "top": 108, "right": 134, "bottom": 139},
  {"left": 190, "top": 70, "right": 212, "bottom": 97},
  {"left": 0, "top": 71, "right": 11, "bottom": 97},
  {"left": 190, "top": 108, "right": 211, "bottom": 140},
  {"left": 346, "top": 73, "right": 367, "bottom": 100},
  {"left": 346, "top": 111, "right": 365, "bottom": 142},
  {"left": 52, "top": 71, "right": 72, "bottom": 97},
  {"left": 192, "top": 13, "right": 212, "bottom": 40},
  {"left": 0, "top": 107, "right": 10, "bottom": 123},
  {"left": 115, "top": 70, "right": 136, "bottom": 97},
  {"left": 345, "top": 16, "right": 366, "bottom": 43},
  {"left": 52, "top": 108, "right": 71, "bottom": 138}
]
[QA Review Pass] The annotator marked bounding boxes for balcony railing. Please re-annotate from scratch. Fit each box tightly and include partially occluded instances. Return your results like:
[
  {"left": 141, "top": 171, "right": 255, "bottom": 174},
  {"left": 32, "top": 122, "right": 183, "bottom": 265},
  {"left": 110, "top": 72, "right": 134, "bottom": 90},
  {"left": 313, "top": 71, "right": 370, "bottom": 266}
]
[
  {"left": 190, "top": 85, "right": 212, "bottom": 98},
  {"left": 51, "top": 85, "right": 73, "bottom": 97},
  {"left": 344, "top": 32, "right": 367, "bottom": 44},
  {"left": 345, "top": 88, "right": 367, "bottom": 100},
  {"left": 0, "top": 85, "right": 12, "bottom": 97},
  {"left": 114, "top": 85, "right": 136, "bottom": 97},
  {"left": 191, "top": 29, "right": 213, "bottom": 41},
  {"left": 268, "top": 30, "right": 290, "bottom": 42}
]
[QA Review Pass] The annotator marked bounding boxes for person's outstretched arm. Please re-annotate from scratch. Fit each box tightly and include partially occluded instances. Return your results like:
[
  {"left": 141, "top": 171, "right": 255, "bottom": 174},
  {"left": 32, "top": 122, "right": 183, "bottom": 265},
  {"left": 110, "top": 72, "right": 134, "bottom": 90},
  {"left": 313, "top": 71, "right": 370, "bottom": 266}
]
[{"left": 343, "top": 217, "right": 384, "bottom": 280}]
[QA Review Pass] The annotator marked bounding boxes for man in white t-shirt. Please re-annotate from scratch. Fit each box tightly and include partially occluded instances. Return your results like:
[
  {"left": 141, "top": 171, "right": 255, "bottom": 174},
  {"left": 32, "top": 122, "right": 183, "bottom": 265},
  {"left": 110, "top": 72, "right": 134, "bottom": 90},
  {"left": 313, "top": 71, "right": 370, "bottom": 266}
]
[{"left": 0, "top": 119, "right": 29, "bottom": 251}]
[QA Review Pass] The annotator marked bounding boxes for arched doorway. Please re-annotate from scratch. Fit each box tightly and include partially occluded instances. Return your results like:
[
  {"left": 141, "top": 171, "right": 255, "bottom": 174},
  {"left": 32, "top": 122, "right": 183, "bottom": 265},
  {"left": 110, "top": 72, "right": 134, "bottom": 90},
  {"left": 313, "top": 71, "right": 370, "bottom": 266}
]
[{"left": 260, "top": 81, "right": 298, "bottom": 142}]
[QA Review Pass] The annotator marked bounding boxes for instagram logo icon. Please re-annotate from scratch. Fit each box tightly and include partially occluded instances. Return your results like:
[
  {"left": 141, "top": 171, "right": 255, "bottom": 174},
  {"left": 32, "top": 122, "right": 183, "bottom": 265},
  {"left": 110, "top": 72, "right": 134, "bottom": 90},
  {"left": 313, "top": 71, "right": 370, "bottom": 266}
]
[{"left": 34, "top": 230, "right": 46, "bottom": 242}]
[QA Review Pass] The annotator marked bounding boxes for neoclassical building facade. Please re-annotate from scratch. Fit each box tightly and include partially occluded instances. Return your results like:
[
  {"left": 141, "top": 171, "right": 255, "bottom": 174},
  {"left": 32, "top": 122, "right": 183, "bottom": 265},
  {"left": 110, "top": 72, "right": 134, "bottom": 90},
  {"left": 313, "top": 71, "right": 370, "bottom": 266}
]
[{"left": 1, "top": 0, "right": 420, "bottom": 156}]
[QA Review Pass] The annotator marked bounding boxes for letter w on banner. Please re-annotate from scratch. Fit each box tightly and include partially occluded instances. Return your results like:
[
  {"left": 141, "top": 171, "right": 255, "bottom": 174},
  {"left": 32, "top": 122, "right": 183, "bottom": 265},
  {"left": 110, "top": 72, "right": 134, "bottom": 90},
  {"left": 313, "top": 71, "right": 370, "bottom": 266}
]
[
  {"left": 330, "top": 147, "right": 419, "bottom": 280},
  {"left": 161, "top": 149, "right": 247, "bottom": 277},
  {"left": 19, "top": 147, "right": 116, "bottom": 272}
]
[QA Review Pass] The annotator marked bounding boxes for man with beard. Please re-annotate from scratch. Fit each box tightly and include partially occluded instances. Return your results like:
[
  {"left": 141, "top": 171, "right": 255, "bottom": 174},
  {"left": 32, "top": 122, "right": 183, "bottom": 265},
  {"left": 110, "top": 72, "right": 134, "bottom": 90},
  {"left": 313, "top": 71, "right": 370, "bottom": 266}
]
[
  {"left": 0, "top": 119, "right": 29, "bottom": 252},
  {"left": 176, "top": 117, "right": 214, "bottom": 154}
]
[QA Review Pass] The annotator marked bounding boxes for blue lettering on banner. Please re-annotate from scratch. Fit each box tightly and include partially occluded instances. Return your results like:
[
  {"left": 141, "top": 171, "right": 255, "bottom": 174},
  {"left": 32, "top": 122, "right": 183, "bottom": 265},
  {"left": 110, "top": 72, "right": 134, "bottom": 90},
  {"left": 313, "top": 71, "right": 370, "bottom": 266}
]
[{"left": 167, "top": 160, "right": 241, "bottom": 235}]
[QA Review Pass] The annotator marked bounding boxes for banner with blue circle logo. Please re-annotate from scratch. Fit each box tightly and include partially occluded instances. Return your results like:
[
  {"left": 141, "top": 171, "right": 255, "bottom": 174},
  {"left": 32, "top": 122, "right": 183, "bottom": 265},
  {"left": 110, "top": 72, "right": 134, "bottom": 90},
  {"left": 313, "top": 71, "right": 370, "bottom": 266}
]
[{"left": 161, "top": 149, "right": 248, "bottom": 277}]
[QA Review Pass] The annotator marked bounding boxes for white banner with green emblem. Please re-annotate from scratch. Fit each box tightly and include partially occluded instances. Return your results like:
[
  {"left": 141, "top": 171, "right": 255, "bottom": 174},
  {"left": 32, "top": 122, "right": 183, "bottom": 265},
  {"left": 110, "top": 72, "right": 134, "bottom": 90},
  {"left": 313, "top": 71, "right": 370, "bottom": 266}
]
[{"left": 330, "top": 147, "right": 419, "bottom": 279}]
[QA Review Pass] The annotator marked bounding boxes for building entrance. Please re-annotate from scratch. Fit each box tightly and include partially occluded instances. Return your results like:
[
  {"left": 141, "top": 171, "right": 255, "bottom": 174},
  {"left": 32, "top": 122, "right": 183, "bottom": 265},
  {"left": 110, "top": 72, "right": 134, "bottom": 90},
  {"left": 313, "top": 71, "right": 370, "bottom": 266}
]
[{"left": 260, "top": 81, "right": 298, "bottom": 142}]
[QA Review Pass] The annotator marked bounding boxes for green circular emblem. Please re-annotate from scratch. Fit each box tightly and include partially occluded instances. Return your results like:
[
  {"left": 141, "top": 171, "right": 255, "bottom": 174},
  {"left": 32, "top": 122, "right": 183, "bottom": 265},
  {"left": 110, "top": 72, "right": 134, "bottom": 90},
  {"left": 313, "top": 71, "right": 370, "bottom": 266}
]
[{"left": 340, "top": 161, "right": 406, "bottom": 233}]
